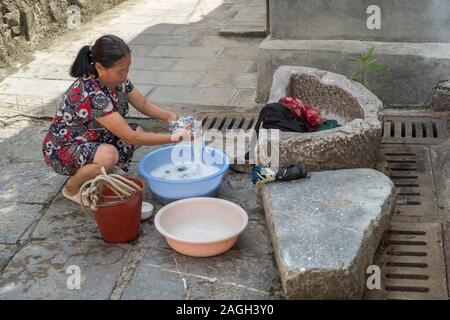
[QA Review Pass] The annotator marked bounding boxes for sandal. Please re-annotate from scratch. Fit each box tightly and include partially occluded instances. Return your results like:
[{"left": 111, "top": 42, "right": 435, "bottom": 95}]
[{"left": 61, "top": 186, "right": 88, "bottom": 206}]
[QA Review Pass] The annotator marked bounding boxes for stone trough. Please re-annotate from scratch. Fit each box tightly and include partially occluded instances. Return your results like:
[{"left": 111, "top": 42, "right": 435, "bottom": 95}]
[{"left": 263, "top": 66, "right": 383, "bottom": 171}]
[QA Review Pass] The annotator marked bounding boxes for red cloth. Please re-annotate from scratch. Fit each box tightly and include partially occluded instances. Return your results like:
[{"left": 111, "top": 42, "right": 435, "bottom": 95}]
[{"left": 278, "top": 97, "right": 326, "bottom": 130}]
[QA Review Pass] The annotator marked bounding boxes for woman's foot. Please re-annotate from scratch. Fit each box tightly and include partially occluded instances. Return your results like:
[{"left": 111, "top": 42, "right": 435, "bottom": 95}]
[
  {"left": 63, "top": 182, "right": 79, "bottom": 197},
  {"left": 62, "top": 178, "right": 87, "bottom": 205}
]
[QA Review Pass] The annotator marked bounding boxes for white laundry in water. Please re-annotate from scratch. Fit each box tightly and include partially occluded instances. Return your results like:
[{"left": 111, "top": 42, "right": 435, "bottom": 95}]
[{"left": 151, "top": 162, "right": 220, "bottom": 180}]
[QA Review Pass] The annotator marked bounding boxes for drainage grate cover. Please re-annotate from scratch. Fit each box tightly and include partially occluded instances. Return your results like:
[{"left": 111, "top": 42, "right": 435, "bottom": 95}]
[
  {"left": 380, "top": 145, "right": 440, "bottom": 219},
  {"left": 367, "top": 113, "right": 450, "bottom": 300},
  {"left": 364, "top": 222, "right": 448, "bottom": 300},
  {"left": 195, "top": 112, "right": 260, "bottom": 165},
  {"left": 197, "top": 112, "right": 259, "bottom": 133},
  {"left": 382, "top": 116, "right": 448, "bottom": 144}
]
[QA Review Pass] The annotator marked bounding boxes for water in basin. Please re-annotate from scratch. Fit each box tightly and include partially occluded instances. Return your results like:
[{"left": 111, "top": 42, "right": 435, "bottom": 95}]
[
  {"left": 151, "top": 162, "right": 220, "bottom": 180},
  {"left": 169, "top": 220, "right": 236, "bottom": 241}
]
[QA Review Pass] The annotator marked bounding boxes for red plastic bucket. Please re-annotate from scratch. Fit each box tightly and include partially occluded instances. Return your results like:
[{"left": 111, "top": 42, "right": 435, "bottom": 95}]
[{"left": 94, "top": 177, "right": 144, "bottom": 243}]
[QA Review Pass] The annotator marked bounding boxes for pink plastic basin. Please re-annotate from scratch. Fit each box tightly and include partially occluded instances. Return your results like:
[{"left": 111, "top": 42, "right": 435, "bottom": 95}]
[{"left": 154, "top": 197, "right": 248, "bottom": 257}]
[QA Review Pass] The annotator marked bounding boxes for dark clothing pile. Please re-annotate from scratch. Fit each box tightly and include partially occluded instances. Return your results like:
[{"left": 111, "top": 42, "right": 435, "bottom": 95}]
[
  {"left": 254, "top": 99, "right": 341, "bottom": 136},
  {"left": 246, "top": 96, "right": 340, "bottom": 163},
  {"left": 254, "top": 102, "right": 308, "bottom": 134}
]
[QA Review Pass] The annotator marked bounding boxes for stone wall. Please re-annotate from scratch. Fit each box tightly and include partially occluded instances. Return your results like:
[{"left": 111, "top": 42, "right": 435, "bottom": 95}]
[
  {"left": 0, "top": 0, "right": 126, "bottom": 69},
  {"left": 270, "top": 0, "right": 450, "bottom": 43},
  {"left": 259, "top": 0, "right": 450, "bottom": 107}
]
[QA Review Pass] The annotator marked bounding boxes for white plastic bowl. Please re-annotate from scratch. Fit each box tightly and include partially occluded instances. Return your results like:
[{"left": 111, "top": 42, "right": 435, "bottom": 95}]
[{"left": 154, "top": 197, "right": 248, "bottom": 257}]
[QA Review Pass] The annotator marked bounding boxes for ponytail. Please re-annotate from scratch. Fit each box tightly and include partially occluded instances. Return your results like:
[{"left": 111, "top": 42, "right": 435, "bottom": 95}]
[
  {"left": 70, "top": 45, "right": 97, "bottom": 78},
  {"left": 69, "top": 35, "right": 131, "bottom": 78}
]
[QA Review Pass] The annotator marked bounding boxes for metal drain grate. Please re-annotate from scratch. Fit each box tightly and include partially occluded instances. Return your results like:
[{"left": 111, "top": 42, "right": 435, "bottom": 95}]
[
  {"left": 382, "top": 116, "right": 448, "bottom": 144},
  {"left": 198, "top": 113, "right": 259, "bottom": 133},
  {"left": 195, "top": 112, "right": 260, "bottom": 165},
  {"left": 366, "top": 114, "right": 449, "bottom": 300},
  {"left": 364, "top": 222, "right": 448, "bottom": 300},
  {"left": 380, "top": 145, "right": 440, "bottom": 219}
]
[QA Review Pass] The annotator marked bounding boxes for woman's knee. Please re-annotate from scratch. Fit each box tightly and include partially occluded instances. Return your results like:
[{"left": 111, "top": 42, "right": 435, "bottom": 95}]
[{"left": 93, "top": 144, "right": 119, "bottom": 169}]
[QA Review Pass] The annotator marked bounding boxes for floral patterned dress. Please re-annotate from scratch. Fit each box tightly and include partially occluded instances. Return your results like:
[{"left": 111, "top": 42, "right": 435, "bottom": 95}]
[{"left": 42, "top": 75, "right": 138, "bottom": 176}]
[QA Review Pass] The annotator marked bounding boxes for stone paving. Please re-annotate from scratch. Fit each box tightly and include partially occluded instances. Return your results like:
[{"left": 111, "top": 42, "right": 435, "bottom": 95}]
[
  {"left": 0, "top": 117, "right": 283, "bottom": 299},
  {"left": 0, "top": 0, "right": 264, "bottom": 119}
]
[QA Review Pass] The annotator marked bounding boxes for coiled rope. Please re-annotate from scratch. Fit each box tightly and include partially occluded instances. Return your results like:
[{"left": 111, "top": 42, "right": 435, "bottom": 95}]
[{"left": 79, "top": 167, "right": 142, "bottom": 216}]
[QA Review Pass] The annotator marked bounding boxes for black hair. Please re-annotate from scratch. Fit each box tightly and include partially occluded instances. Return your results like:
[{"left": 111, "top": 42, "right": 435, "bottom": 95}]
[{"left": 70, "top": 34, "right": 131, "bottom": 78}]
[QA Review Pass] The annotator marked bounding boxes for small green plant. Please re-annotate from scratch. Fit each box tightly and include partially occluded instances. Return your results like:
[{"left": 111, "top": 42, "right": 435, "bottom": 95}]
[{"left": 349, "top": 47, "right": 387, "bottom": 92}]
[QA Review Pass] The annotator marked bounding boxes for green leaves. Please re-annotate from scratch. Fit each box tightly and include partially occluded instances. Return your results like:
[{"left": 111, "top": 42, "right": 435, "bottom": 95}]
[
  {"left": 361, "top": 47, "right": 374, "bottom": 61},
  {"left": 348, "top": 47, "right": 387, "bottom": 92}
]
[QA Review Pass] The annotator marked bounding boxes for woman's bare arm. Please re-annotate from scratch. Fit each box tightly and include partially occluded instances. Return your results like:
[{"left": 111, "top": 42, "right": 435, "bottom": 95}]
[{"left": 96, "top": 112, "right": 189, "bottom": 146}]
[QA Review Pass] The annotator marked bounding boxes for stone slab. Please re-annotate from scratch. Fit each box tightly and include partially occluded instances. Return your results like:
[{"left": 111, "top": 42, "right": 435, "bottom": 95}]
[
  {"left": 0, "top": 119, "right": 50, "bottom": 163},
  {"left": 130, "top": 57, "right": 177, "bottom": 71},
  {"left": 129, "top": 34, "right": 195, "bottom": 46},
  {"left": 8, "top": 64, "right": 71, "bottom": 80},
  {"left": 219, "top": 22, "right": 266, "bottom": 38},
  {"left": 16, "top": 95, "right": 61, "bottom": 117},
  {"left": 185, "top": 275, "right": 281, "bottom": 300},
  {"left": 219, "top": 1, "right": 266, "bottom": 37},
  {"left": 0, "top": 161, "right": 66, "bottom": 204},
  {"left": 30, "top": 194, "right": 101, "bottom": 242},
  {"left": 0, "top": 245, "right": 17, "bottom": 271},
  {"left": 229, "top": 88, "right": 257, "bottom": 107},
  {"left": 171, "top": 58, "right": 255, "bottom": 73},
  {"left": 129, "top": 70, "right": 204, "bottom": 86},
  {"left": 197, "top": 72, "right": 257, "bottom": 89},
  {"left": 130, "top": 45, "right": 158, "bottom": 58},
  {"left": 0, "top": 202, "right": 43, "bottom": 244},
  {"left": 146, "top": 46, "right": 224, "bottom": 59},
  {"left": 122, "top": 246, "right": 279, "bottom": 300},
  {"left": 173, "top": 250, "right": 279, "bottom": 294},
  {"left": 0, "top": 78, "right": 72, "bottom": 96},
  {"left": 261, "top": 168, "right": 396, "bottom": 299},
  {"left": 120, "top": 247, "right": 187, "bottom": 300},
  {"left": 0, "top": 241, "right": 130, "bottom": 299},
  {"left": 191, "top": 35, "right": 262, "bottom": 48},
  {"left": 217, "top": 172, "right": 265, "bottom": 221},
  {"left": 140, "top": 23, "right": 178, "bottom": 35},
  {"left": 148, "top": 86, "right": 236, "bottom": 106},
  {"left": 218, "top": 47, "right": 259, "bottom": 60}
]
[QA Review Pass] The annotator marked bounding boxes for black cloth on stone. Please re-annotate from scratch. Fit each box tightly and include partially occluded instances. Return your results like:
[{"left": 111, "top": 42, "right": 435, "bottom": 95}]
[
  {"left": 254, "top": 102, "right": 308, "bottom": 136},
  {"left": 275, "top": 164, "right": 310, "bottom": 181},
  {"left": 245, "top": 103, "right": 308, "bottom": 161}
]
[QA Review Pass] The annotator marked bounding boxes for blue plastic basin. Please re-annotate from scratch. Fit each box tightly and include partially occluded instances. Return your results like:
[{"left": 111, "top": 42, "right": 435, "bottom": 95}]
[{"left": 138, "top": 144, "right": 230, "bottom": 204}]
